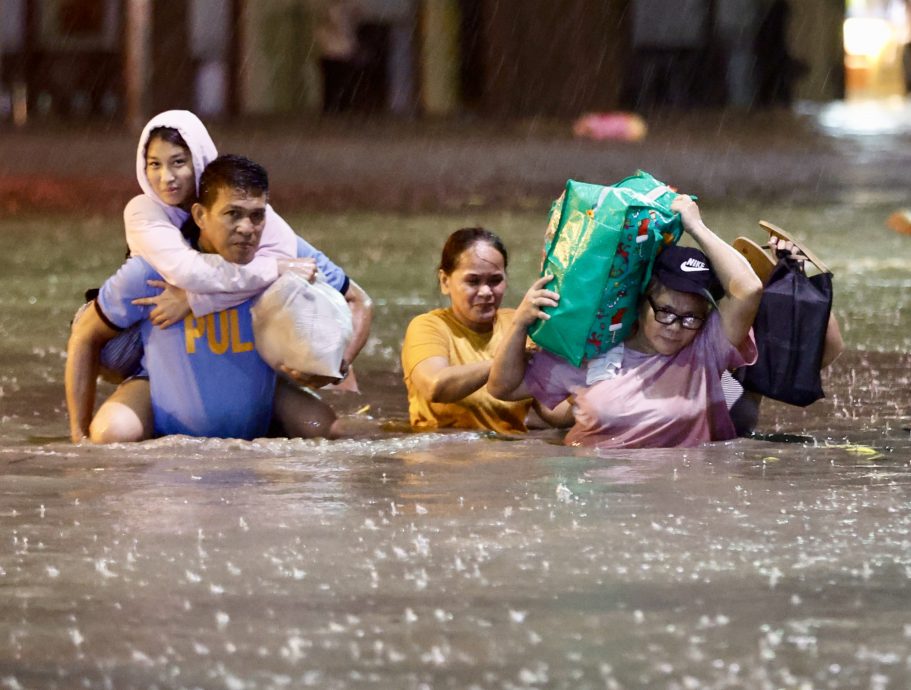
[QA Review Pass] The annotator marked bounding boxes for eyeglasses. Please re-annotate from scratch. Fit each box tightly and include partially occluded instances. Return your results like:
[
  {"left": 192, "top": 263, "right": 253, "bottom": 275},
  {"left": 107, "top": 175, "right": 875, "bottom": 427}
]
[{"left": 647, "top": 296, "right": 705, "bottom": 330}]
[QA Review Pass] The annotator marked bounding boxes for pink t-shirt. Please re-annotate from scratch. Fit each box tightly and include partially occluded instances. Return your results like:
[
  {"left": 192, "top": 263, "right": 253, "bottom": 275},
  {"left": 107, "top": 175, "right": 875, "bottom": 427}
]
[{"left": 525, "top": 312, "right": 757, "bottom": 448}]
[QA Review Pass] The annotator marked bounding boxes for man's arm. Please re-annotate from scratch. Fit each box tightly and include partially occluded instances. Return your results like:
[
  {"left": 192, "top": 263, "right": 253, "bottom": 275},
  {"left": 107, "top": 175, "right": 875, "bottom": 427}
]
[
  {"left": 341, "top": 279, "right": 373, "bottom": 374},
  {"left": 65, "top": 304, "right": 119, "bottom": 443}
]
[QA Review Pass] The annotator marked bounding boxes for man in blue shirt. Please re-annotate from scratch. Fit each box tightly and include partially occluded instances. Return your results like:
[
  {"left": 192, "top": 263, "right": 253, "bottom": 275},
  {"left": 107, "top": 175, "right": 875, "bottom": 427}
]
[{"left": 66, "top": 154, "right": 344, "bottom": 442}]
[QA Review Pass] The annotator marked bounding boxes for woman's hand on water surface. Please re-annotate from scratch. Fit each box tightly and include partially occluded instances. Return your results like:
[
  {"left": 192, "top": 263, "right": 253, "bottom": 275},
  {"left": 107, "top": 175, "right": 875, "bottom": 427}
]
[
  {"left": 277, "top": 257, "right": 318, "bottom": 283},
  {"left": 132, "top": 280, "right": 190, "bottom": 328},
  {"left": 515, "top": 274, "right": 560, "bottom": 329}
]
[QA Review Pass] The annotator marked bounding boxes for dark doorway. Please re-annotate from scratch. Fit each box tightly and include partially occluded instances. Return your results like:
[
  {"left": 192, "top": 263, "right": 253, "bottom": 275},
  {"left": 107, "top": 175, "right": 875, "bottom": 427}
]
[{"left": 458, "top": 0, "right": 485, "bottom": 110}]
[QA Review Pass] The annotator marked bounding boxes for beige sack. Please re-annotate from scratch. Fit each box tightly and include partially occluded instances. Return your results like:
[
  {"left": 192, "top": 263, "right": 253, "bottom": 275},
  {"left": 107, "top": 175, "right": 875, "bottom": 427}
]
[{"left": 251, "top": 273, "right": 352, "bottom": 379}]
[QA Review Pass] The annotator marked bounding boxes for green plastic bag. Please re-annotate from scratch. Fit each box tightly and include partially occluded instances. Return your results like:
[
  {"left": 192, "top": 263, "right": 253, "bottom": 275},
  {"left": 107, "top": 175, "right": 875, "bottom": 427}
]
[{"left": 528, "top": 172, "right": 685, "bottom": 367}]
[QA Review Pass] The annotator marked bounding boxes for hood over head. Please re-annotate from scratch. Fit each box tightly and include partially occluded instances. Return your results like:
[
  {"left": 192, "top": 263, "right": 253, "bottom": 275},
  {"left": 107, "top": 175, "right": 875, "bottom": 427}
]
[{"left": 135, "top": 110, "right": 218, "bottom": 226}]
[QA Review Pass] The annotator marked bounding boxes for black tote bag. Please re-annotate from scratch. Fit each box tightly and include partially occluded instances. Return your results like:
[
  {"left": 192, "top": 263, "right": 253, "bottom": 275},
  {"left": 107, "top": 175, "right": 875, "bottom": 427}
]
[{"left": 734, "top": 255, "right": 833, "bottom": 406}]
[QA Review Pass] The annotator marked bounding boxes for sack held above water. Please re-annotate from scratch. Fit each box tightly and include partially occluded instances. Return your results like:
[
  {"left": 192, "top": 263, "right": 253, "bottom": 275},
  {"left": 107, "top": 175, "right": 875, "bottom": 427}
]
[
  {"left": 251, "top": 273, "right": 353, "bottom": 380},
  {"left": 528, "top": 172, "right": 685, "bottom": 367}
]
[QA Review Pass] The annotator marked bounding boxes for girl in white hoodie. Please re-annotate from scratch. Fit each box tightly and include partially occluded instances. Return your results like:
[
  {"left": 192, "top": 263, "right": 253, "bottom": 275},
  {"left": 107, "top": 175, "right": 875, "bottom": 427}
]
[
  {"left": 126, "top": 109, "right": 351, "bottom": 321},
  {"left": 79, "top": 110, "right": 371, "bottom": 442}
]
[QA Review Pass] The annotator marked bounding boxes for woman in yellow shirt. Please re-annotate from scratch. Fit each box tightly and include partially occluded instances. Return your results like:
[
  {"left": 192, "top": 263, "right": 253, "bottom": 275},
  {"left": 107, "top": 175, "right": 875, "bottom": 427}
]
[{"left": 401, "top": 228, "right": 569, "bottom": 433}]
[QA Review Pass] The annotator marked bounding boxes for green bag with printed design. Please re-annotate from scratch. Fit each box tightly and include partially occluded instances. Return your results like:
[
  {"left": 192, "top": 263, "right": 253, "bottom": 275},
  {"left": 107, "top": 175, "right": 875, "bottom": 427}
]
[{"left": 528, "top": 172, "right": 685, "bottom": 367}]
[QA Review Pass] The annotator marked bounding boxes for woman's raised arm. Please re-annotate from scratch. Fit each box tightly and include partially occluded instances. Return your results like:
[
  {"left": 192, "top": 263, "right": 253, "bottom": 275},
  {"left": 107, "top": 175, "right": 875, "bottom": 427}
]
[
  {"left": 488, "top": 275, "right": 559, "bottom": 401},
  {"left": 671, "top": 195, "right": 762, "bottom": 348}
]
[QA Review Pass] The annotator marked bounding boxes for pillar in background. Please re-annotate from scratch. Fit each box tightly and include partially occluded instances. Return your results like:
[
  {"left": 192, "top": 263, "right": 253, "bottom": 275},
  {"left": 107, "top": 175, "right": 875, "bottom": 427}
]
[
  {"left": 0, "top": 4, "right": 4, "bottom": 112},
  {"left": 388, "top": 16, "right": 417, "bottom": 115},
  {"left": 190, "top": 0, "right": 232, "bottom": 117},
  {"left": 238, "top": 0, "right": 321, "bottom": 115},
  {"left": 124, "top": 0, "right": 151, "bottom": 129},
  {"left": 124, "top": 0, "right": 193, "bottom": 125},
  {"left": 419, "top": 0, "right": 460, "bottom": 116},
  {"left": 717, "top": 0, "right": 760, "bottom": 108},
  {"left": 150, "top": 1, "right": 193, "bottom": 110},
  {"left": 790, "top": 0, "right": 845, "bottom": 101}
]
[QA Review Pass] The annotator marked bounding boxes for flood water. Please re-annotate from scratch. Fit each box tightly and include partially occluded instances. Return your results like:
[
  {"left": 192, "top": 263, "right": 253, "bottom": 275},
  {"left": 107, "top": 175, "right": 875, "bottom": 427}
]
[{"left": 2, "top": 193, "right": 911, "bottom": 688}]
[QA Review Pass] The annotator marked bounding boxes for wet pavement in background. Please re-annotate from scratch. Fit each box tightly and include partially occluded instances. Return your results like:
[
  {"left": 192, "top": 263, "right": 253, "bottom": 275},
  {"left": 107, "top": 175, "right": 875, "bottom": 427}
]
[{"left": 3, "top": 100, "right": 911, "bottom": 215}]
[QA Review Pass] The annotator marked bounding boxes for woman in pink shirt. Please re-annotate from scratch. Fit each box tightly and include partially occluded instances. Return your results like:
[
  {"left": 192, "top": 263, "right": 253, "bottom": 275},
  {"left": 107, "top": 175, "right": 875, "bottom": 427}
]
[{"left": 488, "top": 195, "right": 763, "bottom": 449}]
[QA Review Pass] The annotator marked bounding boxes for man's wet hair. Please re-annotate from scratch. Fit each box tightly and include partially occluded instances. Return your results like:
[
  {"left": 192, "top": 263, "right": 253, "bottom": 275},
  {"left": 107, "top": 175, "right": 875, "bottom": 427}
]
[{"left": 198, "top": 154, "right": 269, "bottom": 208}]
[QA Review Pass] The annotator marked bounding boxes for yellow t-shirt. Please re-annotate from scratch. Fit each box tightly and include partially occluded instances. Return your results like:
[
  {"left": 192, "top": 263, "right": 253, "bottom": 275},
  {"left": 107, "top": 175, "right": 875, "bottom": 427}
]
[{"left": 401, "top": 308, "right": 531, "bottom": 433}]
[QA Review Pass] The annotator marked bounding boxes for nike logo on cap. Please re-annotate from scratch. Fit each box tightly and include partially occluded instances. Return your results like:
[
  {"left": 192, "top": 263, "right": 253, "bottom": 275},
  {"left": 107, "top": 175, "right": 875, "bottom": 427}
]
[{"left": 680, "top": 258, "right": 709, "bottom": 272}]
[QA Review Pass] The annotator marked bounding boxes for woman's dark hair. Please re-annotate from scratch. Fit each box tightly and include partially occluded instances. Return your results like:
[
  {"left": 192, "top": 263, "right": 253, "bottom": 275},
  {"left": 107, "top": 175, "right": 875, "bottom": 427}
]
[
  {"left": 144, "top": 126, "right": 189, "bottom": 159},
  {"left": 438, "top": 227, "right": 508, "bottom": 274}
]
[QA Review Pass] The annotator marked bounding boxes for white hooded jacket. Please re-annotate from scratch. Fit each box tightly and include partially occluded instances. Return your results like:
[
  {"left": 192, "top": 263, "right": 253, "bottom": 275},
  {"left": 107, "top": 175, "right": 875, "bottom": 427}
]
[{"left": 123, "top": 110, "right": 298, "bottom": 316}]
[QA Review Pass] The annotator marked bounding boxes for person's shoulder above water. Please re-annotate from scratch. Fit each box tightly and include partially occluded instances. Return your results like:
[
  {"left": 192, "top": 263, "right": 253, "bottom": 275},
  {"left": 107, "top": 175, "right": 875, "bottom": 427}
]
[
  {"left": 406, "top": 307, "right": 461, "bottom": 333},
  {"left": 95, "top": 256, "right": 163, "bottom": 328},
  {"left": 123, "top": 193, "right": 196, "bottom": 260},
  {"left": 103, "top": 255, "right": 161, "bottom": 292},
  {"left": 418, "top": 306, "right": 517, "bottom": 331},
  {"left": 123, "top": 193, "right": 171, "bottom": 222}
]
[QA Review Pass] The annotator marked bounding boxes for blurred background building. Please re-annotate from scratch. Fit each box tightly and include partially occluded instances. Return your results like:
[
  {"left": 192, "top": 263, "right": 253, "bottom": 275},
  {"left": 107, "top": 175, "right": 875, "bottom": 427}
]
[{"left": 0, "top": 0, "right": 907, "bottom": 125}]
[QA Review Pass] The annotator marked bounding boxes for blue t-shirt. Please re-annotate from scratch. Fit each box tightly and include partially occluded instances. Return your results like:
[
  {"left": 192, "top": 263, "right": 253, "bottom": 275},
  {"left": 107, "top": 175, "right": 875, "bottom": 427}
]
[
  {"left": 297, "top": 236, "right": 349, "bottom": 294},
  {"left": 97, "top": 257, "right": 276, "bottom": 440}
]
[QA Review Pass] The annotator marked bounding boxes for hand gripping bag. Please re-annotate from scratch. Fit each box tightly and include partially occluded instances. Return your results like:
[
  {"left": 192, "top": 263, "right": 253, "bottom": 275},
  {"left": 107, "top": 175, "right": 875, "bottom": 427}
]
[
  {"left": 734, "top": 255, "right": 833, "bottom": 406},
  {"left": 251, "top": 273, "right": 353, "bottom": 379},
  {"left": 528, "top": 172, "right": 685, "bottom": 366}
]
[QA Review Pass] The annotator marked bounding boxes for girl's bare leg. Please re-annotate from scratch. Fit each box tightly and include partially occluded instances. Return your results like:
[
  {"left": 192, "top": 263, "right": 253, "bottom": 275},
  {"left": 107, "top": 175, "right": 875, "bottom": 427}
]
[{"left": 89, "top": 378, "right": 153, "bottom": 443}]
